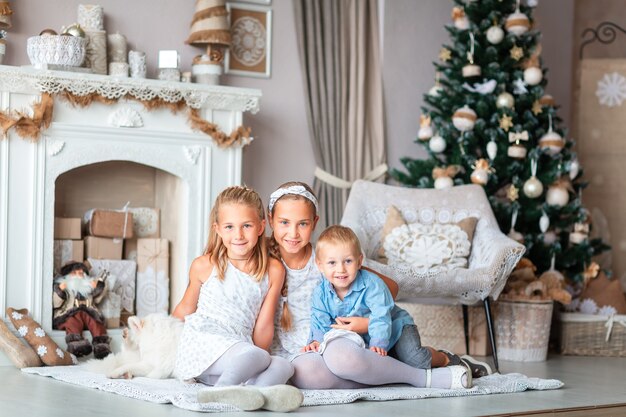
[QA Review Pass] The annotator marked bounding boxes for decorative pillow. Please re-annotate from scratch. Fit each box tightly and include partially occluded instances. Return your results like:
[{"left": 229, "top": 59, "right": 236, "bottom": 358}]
[
  {"left": 378, "top": 205, "right": 478, "bottom": 272},
  {"left": 0, "top": 319, "right": 43, "bottom": 368},
  {"left": 6, "top": 307, "right": 76, "bottom": 366}
]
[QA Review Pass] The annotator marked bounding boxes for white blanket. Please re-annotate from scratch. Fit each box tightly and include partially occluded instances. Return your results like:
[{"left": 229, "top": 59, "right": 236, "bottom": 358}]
[{"left": 22, "top": 366, "right": 563, "bottom": 413}]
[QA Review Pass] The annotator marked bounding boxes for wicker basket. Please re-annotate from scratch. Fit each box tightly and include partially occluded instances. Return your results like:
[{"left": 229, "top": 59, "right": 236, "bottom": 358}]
[
  {"left": 494, "top": 300, "right": 553, "bottom": 362},
  {"left": 559, "top": 312, "right": 626, "bottom": 357}
]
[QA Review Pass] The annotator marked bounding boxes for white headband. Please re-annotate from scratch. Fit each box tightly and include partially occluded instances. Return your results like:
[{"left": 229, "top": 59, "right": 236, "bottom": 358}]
[{"left": 268, "top": 185, "right": 319, "bottom": 213}]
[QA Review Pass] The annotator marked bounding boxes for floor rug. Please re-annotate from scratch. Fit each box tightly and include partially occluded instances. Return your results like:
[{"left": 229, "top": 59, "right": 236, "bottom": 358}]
[{"left": 22, "top": 366, "right": 563, "bottom": 413}]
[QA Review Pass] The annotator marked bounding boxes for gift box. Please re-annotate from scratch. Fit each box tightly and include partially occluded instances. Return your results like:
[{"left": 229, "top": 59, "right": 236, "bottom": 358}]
[
  {"left": 84, "top": 236, "right": 123, "bottom": 260},
  {"left": 95, "top": 271, "right": 122, "bottom": 329},
  {"left": 128, "top": 207, "right": 160, "bottom": 238},
  {"left": 89, "top": 258, "right": 137, "bottom": 314},
  {"left": 136, "top": 238, "right": 169, "bottom": 317},
  {"left": 397, "top": 302, "right": 492, "bottom": 356},
  {"left": 84, "top": 209, "right": 134, "bottom": 239},
  {"left": 124, "top": 238, "right": 138, "bottom": 261},
  {"left": 54, "top": 217, "right": 82, "bottom": 239},
  {"left": 53, "top": 240, "right": 84, "bottom": 275}
]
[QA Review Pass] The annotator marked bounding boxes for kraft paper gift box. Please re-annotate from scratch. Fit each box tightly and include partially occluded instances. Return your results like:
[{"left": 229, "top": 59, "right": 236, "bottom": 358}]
[
  {"left": 84, "top": 236, "right": 123, "bottom": 260},
  {"left": 88, "top": 258, "right": 137, "bottom": 314},
  {"left": 53, "top": 240, "right": 84, "bottom": 275},
  {"left": 54, "top": 218, "right": 82, "bottom": 240},
  {"left": 128, "top": 207, "right": 160, "bottom": 238},
  {"left": 124, "top": 238, "right": 138, "bottom": 261},
  {"left": 136, "top": 238, "right": 169, "bottom": 317},
  {"left": 83, "top": 209, "right": 134, "bottom": 239}
]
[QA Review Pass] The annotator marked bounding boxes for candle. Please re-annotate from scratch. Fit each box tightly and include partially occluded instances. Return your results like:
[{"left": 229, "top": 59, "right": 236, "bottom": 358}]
[
  {"left": 109, "top": 62, "right": 129, "bottom": 77},
  {"left": 107, "top": 33, "right": 127, "bottom": 63},
  {"left": 128, "top": 50, "right": 146, "bottom": 78},
  {"left": 78, "top": 4, "right": 104, "bottom": 31}
]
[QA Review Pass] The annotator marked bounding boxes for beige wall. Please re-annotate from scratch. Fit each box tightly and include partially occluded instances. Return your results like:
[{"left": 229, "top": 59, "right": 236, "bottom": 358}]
[{"left": 4, "top": 0, "right": 574, "bottom": 203}]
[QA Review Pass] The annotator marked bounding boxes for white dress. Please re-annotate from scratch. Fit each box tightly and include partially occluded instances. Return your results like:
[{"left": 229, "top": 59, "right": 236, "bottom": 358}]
[
  {"left": 175, "top": 262, "right": 269, "bottom": 380},
  {"left": 271, "top": 250, "right": 322, "bottom": 359}
]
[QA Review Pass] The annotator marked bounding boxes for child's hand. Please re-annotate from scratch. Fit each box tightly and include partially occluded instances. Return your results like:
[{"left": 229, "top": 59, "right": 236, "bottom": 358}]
[
  {"left": 302, "top": 341, "right": 320, "bottom": 352},
  {"left": 369, "top": 346, "right": 387, "bottom": 356},
  {"left": 59, "top": 282, "right": 67, "bottom": 290},
  {"left": 331, "top": 316, "right": 369, "bottom": 333}
]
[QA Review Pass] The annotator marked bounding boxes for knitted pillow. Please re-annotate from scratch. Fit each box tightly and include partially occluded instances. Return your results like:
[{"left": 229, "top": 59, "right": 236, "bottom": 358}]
[
  {"left": 7, "top": 307, "right": 76, "bottom": 366},
  {"left": 378, "top": 205, "right": 478, "bottom": 273}
]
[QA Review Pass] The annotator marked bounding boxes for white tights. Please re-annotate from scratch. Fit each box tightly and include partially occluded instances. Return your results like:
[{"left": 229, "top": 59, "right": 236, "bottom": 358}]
[
  {"left": 291, "top": 338, "right": 453, "bottom": 389},
  {"left": 196, "top": 342, "right": 294, "bottom": 387}
]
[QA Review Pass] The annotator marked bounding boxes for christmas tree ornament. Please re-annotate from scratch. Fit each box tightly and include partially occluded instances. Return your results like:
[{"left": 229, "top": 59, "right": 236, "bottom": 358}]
[
  {"left": 505, "top": 1, "right": 530, "bottom": 36},
  {"left": 546, "top": 179, "right": 571, "bottom": 207},
  {"left": 523, "top": 66, "right": 543, "bottom": 85},
  {"left": 508, "top": 208, "right": 524, "bottom": 243},
  {"left": 539, "top": 211, "right": 550, "bottom": 233},
  {"left": 509, "top": 45, "right": 525, "bottom": 61},
  {"left": 523, "top": 158, "right": 543, "bottom": 198},
  {"left": 499, "top": 114, "right": 513, "bottom": 131},
  {"left": 539, "top": 114, "right": 565, "bottom": 155},
  {"left": 452, "top": 105, "right": 477, "bottom": 131},
  {"left": 429, "top": 73, "right": 443, "bottom": 97},
  {"left": 470, "top": 158, "right": 494, "bottom": 185},
  {"left": 568, "top": 158, "right": 580, "bottom": 180},
  {"left": 486, "top": 23, "right": 504, "bottom": 45},
  {"left": 429, "top": 135, "right": 446, "bottom": 153},
  {"left": 462, "top": 79, "right": 497, "bottom": 94},
  {"left": 569, "top": 222, "right": 589, "bottom": 245},
  {"left": 507, "top": 130, "right": 529, "bottom": 159},
  {"left": 432, "top": 165, "right": 460, "bottom": 189},
  {"left": 462, "top": 33, "right": 481, "bottom": 78},
  {"left": 507, "top": 184, "right": 519, "bottom": 201},
  {"left": 539, "top": 94, "right": 555, "bottom": 106},
  {"left": 532, "top": 100, "right": 543, "bottom": 115},
  {"left": 496, "top": 92, "right": 515, "bottom": 109},
  {"left": 543, "top": 230, "right": 557, "bottom": 244},
  {"left": 513, "top": 78, "right": 528, "bottom": 95},
  {"left": 487, "top": 140, "right": 497, "bottom": 160},
  {"left": 439, "top": 48, "right": 452, "bottom": 62},
  {"left": 417, "top": 114, "right": 433, "bottom": 140},
  {"left": 452, "top": 6, "right": 469, "bottom": 30}
]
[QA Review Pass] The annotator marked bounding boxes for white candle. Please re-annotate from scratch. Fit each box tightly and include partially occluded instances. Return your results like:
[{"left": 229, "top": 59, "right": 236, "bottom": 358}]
[
  {"left": 107, "top": 33, "right": 127, "bottom": 63},
  {"left": 128, "top": 50, "right": 146, "bottom": 78}
]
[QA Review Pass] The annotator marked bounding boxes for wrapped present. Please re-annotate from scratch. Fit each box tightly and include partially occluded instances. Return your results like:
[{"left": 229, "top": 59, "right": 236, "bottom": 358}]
[
  {"left": 89, "top": 258, "right": 137, "bottom": 314},
  {"left": 128, "top": 207, "right": 160, "bottom": 238},
  {"left": 53, "top": 240, "right": 84, "bottom": 275},
  {"left": 83, "top": 209, "right": 134, "bottom": 239},
  {"left": 54, "top": 217, "right": 82, "bottom": 239},
  {"left": 124, "top": 238, "right": 138, "bottom": 261},
  {"left": 94, "top": 273, "right": 122, "bottom": 328},
  {"left": 136, "top": 238, "right": 169, "bottom": 316},
  {"left": 84, "top": 236, "right": 123, "bottom": 260}
]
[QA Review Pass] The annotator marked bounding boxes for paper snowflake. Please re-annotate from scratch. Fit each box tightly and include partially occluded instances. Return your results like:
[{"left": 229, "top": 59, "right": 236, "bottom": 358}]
[
  {"left": 37, "top": 345, "right": 48, "bottom": 357},
  {"left": 11, "top": 311, "right": 24, "bottom": 320},
  {"left": 34, "top": 327, "right": 46, "bottom": 338},
  {"left": 596, "top": 72, "right": 626, "bottom": 107},
  {"left": 579, "top": 298, "right": 598, "bottom": 314},
  {"left": 17, "top": 325, "right": 28, "bottom": 337},
  {"left": 598, "top": 305, "right": 617, "bottom": 316},
  {"left": 56, "top": 348, "right": 65, "bottom": 358}
]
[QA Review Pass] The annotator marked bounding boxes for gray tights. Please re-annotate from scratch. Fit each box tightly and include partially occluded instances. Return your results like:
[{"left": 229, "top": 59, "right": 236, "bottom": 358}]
[
  {"left": 196, "top": 342, "right": 294, "bottom": 387},
  {"left": 291, "top": 338, "right": 453, "bottom": 389}
]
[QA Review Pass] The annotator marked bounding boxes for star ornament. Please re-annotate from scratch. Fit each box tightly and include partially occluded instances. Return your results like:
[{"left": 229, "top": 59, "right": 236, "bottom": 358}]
[
  {"left": 510, "top": 46, "right": 524, "bottom": 61},
  {"left": 507, "top": 184, "right": 519, "bottom": 201},
  {"left": 439, "top": 48, "right": 452, "bottom": 62},
  {"left": 532, "top": 100, "right": 543, "bottom": 115},
  {"left": 499, "top": 114, "right": 513, "bottom": 131}
]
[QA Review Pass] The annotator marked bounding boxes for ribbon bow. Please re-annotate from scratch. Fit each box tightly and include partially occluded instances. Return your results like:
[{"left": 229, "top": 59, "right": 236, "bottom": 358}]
[
  {"left": 509, "top": 130, "right": 529, "bottom": 144},
  {"left": 471, "top": 158, "right": 495, "bottom": 173},
  {"left": 420, "top": 114, "right": 431, "bottom": 127},
  {"left": 432, "top": 165, "right": 461, "bottom": 179},
  {"left": 451, "top": 6, "right": 465, "bottom": 20},
  {"left": 604, "top": 315, "right": 626, "bottom": 342}
]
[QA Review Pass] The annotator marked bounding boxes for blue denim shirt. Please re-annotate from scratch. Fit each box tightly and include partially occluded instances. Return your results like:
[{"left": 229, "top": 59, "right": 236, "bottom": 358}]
[{"left": 308, "top": 269, "right": 414, "bottom": 350}]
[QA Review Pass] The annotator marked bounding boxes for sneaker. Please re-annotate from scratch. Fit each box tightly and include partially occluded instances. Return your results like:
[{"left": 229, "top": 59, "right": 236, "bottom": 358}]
[
  {"left": 197, "top": 385, "right": 265, "bottom": 411},
  {"left": 460, "top": 355, "right": 493, "bottom": 379},
  {"left": 438, "top": 349, "right": 462, "bottom": 366}
]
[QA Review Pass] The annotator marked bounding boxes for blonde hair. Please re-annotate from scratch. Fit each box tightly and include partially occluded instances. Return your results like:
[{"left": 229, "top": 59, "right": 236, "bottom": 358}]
[
  {"left": 267, "top": 181, "right": 318, "bottom": 331},
  {"left": 316, "top": 225, "right": 362, "bottom": 259},
  {"left": 204, "top": 185, "right": 268, "bottom": 282}
]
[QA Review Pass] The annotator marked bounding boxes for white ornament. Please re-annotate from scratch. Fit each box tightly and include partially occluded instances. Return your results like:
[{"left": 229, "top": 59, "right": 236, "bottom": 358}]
[
  {"left": 434, "top": 176, "right": 454, "bottom": 190},
  {"left": 569, "top": 231, "right": 587, "bottom": 244},
  {"left": 487, "top": 140, "right": 497, "bottom": 160},
  {"left": 539, "top": 130, "right": 564, "bottom": 155},
  {"left": 546, "top": 184, "right": 569, "bottom": 207},
  {"left": 543, "top": 230, "right": 557, "bottom": 244},
  {"left": 429, "top": 85, "right": 443, "bottom": 97},
  {"left": 462, "top": 79, "right": 497, "bottom": 94},
  {"left": 496, "top": 92, "right": 515, "bottom": 109},
  {"left": 454, "top": 16, "right": 470, "bottom": 30},
  {"left": 523, "top": 158, "right": 543, "bottom": 198},
  {"left": 452, "top": 105, "right": 477, "bottom": 131},
  {"left": 523, "top": 66, "right": 543, "bottom": 85},
  {"left": 462, "top": 64, "right": 481, "bottom": 78},
  {"left": 513, "top": 78, "right": 528, "bottom": 95},
  {"left": 505, "top": 10, "right": 530, "bottom": 36},
  {"left": 569, "top": 159, "right": 580, "bottom": 180},
  {"left": 108, "top": 107, "right": 143, "bottom": 128},
  {"left": 539, "top": 211, "right": 550, "bottom": 233},
  {"left": 470, "top": 168, "right": 489, "bottom": 185},
  {"left": 486, "top": 25, "right": 505, "bottom": 44},
  {"left": 418, "top": 125, "right": 434, "bottom": 141},
  {"left": 596, "top": 72, "right": 626, "bottom": 107},
  {"left": 429, "top": 135, "right": 446, "bottom": 153},
  {"left": 507, "top": 145, "right": 527, "bottom": 159}
]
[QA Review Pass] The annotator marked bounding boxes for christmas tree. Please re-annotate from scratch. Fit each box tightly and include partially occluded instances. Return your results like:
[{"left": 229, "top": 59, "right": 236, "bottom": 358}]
[{"left": 391, "top": 0, "right": 609, "bottom": 284}]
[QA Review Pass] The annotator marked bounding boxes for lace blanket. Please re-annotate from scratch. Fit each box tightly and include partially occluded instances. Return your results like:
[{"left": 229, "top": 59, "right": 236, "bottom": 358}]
[{"left": 22, "top": 366, "right": 563, "bottom": 412}]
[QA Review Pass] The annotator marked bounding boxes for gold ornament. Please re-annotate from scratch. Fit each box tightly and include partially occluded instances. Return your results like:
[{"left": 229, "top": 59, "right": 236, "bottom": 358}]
[
  {"left": 470, "top": 159, "right": 495, "bottom": 185},
  {"left": 532, "top": 100, "right": 543, "bottom": 115},
  {"left": 439, "top": 48, "right": 452, "bottom": 62},
  {"left": 499, "top": 114, "right": 513, "bottom": 131},
  {"left": 507, "top": 184, "right": 519, "bottom": 201},
  {"left": 510, "top": 45, "right": 524, "bottom": 61}
]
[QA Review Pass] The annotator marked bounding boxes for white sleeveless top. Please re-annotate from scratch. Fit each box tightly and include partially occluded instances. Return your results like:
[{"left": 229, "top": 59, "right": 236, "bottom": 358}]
[
  {"left": 175, "top": 262, "right": 269, "bottom": 380},
  {"left": 271, "top": 250, "right": 322, "bottom": 359}
]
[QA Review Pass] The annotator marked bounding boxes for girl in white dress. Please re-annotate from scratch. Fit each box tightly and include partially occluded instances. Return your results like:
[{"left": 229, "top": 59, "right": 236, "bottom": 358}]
[
  {"left": 267, "top": 182, "right": 470, "bottom": 390},
  {"left": 173, "top": 186, "right": 302, "bottom": 412}
]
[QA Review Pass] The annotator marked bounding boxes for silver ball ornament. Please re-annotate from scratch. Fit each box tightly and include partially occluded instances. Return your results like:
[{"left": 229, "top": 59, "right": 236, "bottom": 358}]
[
  {"left": 546, "top": 185, "right": 569, "bottom": 207},
  {"left": 523, "top": 67, "right": 543, "bottom": 86},
  {"left": 496, "top": 92, "right": 515, "bottom": 109},
  {"left": 486, "top": 25, "right": 504, "bottom": 44},
  {"left": 434, "top": 176, "right": 454, "bottom": 189},
  {"left": 523, "top": 176, "right": 543, "bottom": 198},
  {"left": 429, "top": 135, "right": 447, "bottom": 153}
]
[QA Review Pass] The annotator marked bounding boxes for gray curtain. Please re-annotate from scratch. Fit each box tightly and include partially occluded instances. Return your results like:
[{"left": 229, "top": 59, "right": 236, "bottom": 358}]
[{"left": 294, "top": 0, "right": 386, "bottom": 229}]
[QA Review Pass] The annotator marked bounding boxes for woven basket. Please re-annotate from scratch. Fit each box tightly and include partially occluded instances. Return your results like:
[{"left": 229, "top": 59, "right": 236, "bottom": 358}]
[
  {"left": 559, "top": 312, "right": 626, "bottom": 357},
  {"left": 494, "top": 300, "right": 553, "bottom": 362},
  {"left": 27, "top": 35, "right": 86, "bottom": 67}
]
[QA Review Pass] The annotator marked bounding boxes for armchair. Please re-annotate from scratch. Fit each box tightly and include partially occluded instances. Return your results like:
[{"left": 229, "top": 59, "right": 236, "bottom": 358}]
[{"left": 341, "top": 180, "right": 526, "bottom": 371}]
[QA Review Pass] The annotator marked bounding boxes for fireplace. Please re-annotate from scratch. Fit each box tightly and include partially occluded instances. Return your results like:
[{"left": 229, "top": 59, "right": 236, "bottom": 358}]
[{"left": 0, "top": 66, "right": 260, "bottom": 361}]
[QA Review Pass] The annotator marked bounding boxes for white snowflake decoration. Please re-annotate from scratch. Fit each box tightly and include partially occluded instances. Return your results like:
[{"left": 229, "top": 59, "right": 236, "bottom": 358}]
[
  {"left": 34, "top": 327, "right": 46, "bottom": 338},
  {"left": 17, "top": 325, "right": 28, "bottom": 337},
  {"left": 596, "top": 72, "right": 626, "bottom": 107},
  {"left": 598, "top": 305, "right": 617, "bottom": 316},
  {"left": 56, "top": 348, "right": 65, "bottom": 358},
  {"left": 37, "top": 345, "right": 48, "bottom": 357},
  {"left": 70, "top": 354, "right": 78, "bottom": 364},
  {"left": 579, "top": 298, "right": 598, "bottom": 314},
  {"left": 11, "top": 311, "right": 23, "bottom": 320},
  {"left": 136, "top": 266, "right": 170, "bottom": 315},
  {"left": 513, "top": 78, "right": 528, "bottom": 95}
]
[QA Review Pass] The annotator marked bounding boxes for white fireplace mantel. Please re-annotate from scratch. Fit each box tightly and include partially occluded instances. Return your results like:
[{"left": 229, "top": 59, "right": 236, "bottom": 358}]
[{"left": 0, "top": 66, "right": 261, "bottom": 364}]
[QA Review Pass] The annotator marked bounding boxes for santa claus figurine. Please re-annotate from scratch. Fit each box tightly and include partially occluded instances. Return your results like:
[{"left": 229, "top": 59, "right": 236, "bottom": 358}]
[{"left": 53, "top": 261, "right": 111, "bottom": 359}]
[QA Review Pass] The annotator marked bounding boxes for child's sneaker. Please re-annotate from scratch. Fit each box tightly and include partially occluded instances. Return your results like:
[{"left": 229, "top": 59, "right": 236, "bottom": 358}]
[
  {"left": 448, "top": 364, "right": 473, "bottom": 389},
  {"left": 438, "top": 349, "right": 462, "bottom": 366},
  {"left": 460, "top": 354, "right": 493, "bottom": 378}
]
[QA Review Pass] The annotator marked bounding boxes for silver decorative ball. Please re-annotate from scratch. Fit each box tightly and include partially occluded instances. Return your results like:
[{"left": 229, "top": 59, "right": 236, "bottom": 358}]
[
  {"left": 523, "top": 67, "right": 543, "bottom": 86},
  {"left": 546, "top": 185, "right": 569, "bottom": 207},
  {"left": 429, "top": 135, "right": 446, "bottom": 153},
  {"left": 486, "top": 25, "right": 504, "bottom": 44},
  {"left": 434, "top": 176, "right": 453, "bottom": 189},
  {"left": 523, "top": 176, "right": 543, "bottom": 198},
  {"left": 470, "top": 169, "right": 489, "bottom": 185},
  {"left": 496, "top": 92, "right": 515, "bottom": 109}
]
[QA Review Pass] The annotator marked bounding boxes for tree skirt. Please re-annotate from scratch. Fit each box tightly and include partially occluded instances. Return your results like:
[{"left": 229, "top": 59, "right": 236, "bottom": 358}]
[{"left": 21, "top": 366, "right": 563, "bottom": 413}]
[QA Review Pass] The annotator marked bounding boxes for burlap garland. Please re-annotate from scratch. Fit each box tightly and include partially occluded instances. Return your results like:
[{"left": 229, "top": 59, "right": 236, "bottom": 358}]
[
  {"left": 0, "top": 93, "right": 53, "bottom": 141},
  {"left": 188, "top": 108, "right": 252, "bottom": 148}
]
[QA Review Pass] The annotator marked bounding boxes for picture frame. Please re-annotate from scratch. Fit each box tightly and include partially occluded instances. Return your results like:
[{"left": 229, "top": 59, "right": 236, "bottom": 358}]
[{"left": 225, "top": 2, "right": 272, "bottom": 78}]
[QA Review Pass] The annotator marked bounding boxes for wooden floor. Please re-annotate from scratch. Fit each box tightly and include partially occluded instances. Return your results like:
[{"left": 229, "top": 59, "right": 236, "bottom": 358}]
[{"left": 1, "top": 355, "right": 625, "bottom": 417}]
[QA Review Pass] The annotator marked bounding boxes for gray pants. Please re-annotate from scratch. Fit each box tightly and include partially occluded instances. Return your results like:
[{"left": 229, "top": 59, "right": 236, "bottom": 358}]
[{"left": 389, "top": 324, "right": 432, "bottom": 369}]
